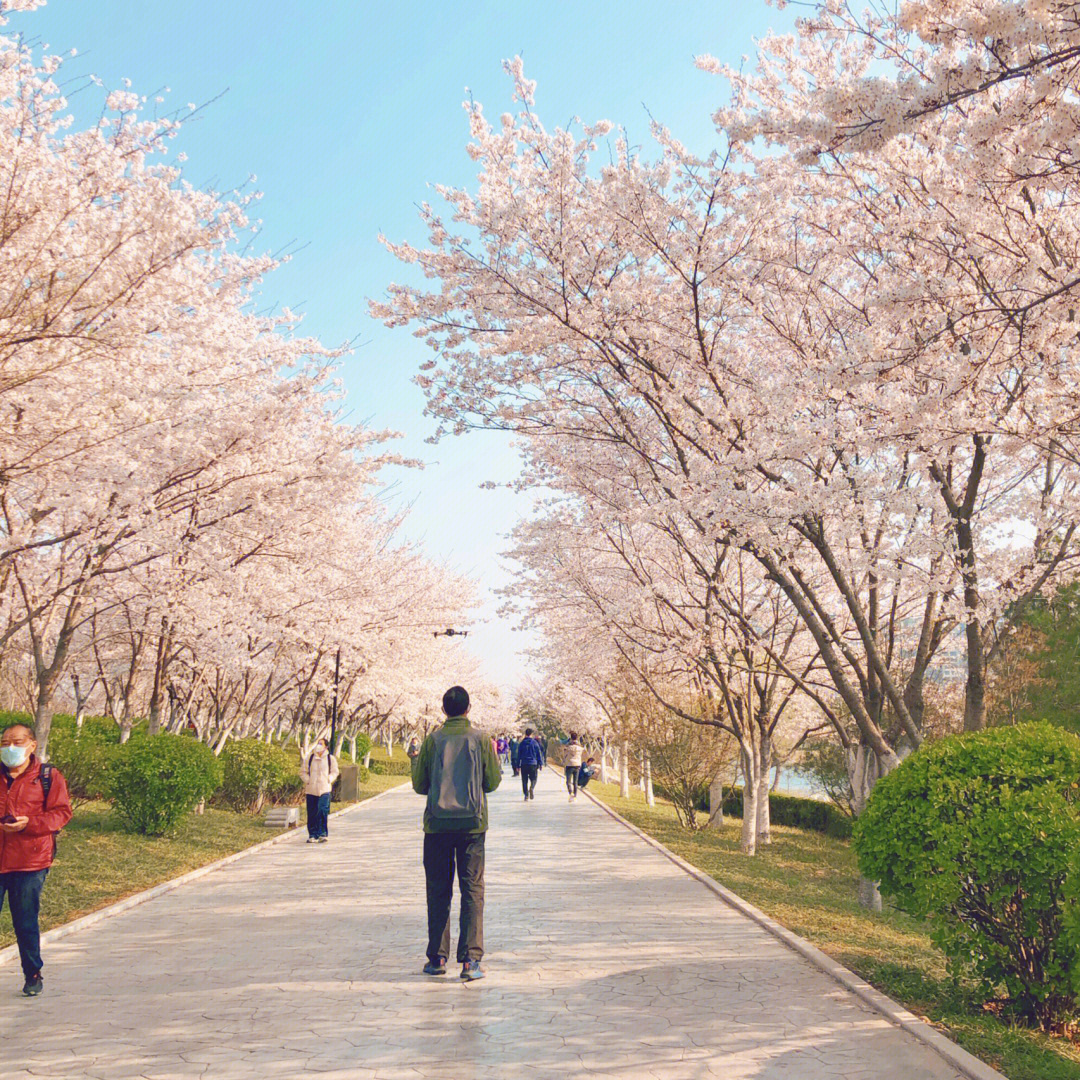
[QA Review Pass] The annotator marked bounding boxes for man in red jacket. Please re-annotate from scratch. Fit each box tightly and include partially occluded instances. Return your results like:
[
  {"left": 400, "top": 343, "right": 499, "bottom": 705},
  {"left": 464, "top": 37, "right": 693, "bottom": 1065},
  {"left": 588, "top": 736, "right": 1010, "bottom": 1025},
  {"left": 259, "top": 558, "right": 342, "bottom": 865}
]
[{"left": 1, "top": 723, "right": 73, "bottom": 997}]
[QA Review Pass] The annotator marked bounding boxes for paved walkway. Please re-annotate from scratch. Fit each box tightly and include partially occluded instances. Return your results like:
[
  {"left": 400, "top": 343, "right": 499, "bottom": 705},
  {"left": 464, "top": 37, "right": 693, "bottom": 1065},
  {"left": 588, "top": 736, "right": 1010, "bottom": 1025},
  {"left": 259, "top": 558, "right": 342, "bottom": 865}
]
[{"left": 2, "top": 773, "right": 965, "bottom": 1080}]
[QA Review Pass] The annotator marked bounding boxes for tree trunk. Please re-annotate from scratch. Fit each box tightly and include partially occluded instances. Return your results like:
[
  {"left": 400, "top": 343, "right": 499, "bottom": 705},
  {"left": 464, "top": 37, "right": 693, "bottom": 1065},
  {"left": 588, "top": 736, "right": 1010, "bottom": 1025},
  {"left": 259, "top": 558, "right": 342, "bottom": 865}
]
[
  {"left": 34, "top": 693, "right": 55, "bottom": 762},
  {"left": 757, "top": 734, "right": 772, "bottom": 846},
  {"left": 644, "top": 751, "right": 654, "bottom": 807},
  {"left": 619, "top": 740, "right": 630, "bottom": 799},
  {"left": 740, "top": 748, "right": 759, "bottom": 856},
  {"left": 147, "top": 623, "right": 169, "bottom": 736},
  {"left": 707, "top": 777, "right": 725, "bottom": 829},
  {"left": 849, "top": 742, "right": 887, "bottom": 909},
  {"left": 964, "top": 617, "right": 987, "bottom": 731}
]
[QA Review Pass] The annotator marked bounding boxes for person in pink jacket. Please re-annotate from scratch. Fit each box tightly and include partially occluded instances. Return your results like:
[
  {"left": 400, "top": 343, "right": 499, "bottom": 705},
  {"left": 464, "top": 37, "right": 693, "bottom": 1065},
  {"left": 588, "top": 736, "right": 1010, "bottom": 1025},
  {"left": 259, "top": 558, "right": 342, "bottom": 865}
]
[{"left": 1, "top": 724, "right": 73, "bottom": 997}]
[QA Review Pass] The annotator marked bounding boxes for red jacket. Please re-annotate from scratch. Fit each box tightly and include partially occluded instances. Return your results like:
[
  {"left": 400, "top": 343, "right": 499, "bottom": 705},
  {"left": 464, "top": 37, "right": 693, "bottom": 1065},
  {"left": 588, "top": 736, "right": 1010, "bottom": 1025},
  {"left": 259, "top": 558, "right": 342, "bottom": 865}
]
[{"left": 0, "top": 756, "right": 73, "bottom": 873}]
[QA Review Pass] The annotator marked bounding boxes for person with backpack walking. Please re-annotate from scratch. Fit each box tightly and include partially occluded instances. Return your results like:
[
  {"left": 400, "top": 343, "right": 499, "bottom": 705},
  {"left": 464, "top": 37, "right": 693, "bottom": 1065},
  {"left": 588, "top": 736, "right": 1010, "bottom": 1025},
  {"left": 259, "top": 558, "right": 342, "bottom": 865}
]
[
  {"left": 508, "top": 734, "right": 521, "bottom": 777},
  {"left": 517, "top": 727, "right": 545, "bottom": 801},
  {"left": 563, "top": 732, "right": 584, "bottom": 801},
  {"left": 411, "top": 686, "right": 501, "bottom": 981},
  {"left": 1, "top": 723, "right": 73, "bottom": 997},
  {"left": 300, "top": 736, "right": 339, "bottom": 844}
]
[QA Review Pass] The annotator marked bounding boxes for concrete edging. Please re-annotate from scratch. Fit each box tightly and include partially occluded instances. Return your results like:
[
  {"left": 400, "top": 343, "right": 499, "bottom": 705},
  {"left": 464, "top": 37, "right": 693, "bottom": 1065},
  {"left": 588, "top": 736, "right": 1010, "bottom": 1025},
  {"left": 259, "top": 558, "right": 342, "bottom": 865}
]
[
  {"left": 582, "top": 786, "right": 1009, "bottom": 1080},
  {"left": 0, "top": 781, "right": 410, "bottom": 970}
]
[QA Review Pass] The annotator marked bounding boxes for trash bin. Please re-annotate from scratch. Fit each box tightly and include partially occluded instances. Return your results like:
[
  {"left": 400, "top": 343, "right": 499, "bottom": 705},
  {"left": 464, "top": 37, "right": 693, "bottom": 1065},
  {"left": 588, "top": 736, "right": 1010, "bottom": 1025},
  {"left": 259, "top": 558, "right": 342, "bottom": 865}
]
[{"left": 337, "top": 763, "right": 360, "bottom": 802}]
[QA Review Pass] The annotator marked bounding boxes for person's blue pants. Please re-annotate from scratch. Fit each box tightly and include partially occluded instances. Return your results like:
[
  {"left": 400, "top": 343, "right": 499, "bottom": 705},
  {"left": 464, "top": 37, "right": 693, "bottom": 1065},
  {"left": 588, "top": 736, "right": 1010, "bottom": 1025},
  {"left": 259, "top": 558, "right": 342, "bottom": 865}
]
[
  {"left": 0, "top": 869, "right": 49, "bottom": 976},
  {"left": 306, "top": 793, "right": 331, "bottom": 838}
]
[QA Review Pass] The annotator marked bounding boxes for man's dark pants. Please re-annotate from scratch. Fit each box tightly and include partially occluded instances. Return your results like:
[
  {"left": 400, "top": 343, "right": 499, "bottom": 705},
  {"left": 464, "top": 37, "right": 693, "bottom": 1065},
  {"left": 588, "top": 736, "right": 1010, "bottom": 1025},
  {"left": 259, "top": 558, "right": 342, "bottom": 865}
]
[
  {"left": 423, "top": 831, "right": 485, "bottom": 963},
  {"left": 306, "top": 793, "right": 331, "bottom": 838},
  {"left": 564, "top": 765, "right": 578, "bottom": 795},
  {"left": 0, "top": 870, "right": 49, "bottom": 977},
  {"left": 520, "top": 763, "right": 538, "bottom": 797}
]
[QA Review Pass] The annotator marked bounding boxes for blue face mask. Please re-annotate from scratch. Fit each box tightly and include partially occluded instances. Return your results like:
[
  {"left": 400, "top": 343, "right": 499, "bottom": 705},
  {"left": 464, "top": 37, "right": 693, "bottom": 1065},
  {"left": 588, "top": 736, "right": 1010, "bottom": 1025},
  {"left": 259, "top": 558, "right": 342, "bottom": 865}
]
[{"left": 1, "top": 744, "right": 29, "bottom": 768}]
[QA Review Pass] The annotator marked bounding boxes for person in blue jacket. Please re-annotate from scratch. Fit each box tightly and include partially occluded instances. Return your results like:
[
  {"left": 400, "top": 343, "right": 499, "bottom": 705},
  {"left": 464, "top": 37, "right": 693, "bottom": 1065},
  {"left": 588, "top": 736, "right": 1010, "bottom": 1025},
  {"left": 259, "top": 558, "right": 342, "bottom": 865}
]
[
  {"left": 517, "top": 728, "right": 545, "bottom": 801},
  {"left": 577, "top": 757, "right": 598, "bottom": 790}
]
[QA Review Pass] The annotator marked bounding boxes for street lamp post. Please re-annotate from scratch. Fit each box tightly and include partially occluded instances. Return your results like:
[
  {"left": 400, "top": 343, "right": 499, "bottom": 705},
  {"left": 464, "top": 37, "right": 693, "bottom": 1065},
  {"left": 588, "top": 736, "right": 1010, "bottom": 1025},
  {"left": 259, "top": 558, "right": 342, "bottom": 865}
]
[{"left": 330, "top": 647, "right": 340, "bottom": 751}]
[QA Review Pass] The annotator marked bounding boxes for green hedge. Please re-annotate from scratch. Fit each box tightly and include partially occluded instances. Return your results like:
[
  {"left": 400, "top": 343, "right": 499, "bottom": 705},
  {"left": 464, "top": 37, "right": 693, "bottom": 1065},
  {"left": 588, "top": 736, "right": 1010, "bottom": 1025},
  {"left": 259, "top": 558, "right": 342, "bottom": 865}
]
[
  {"left": 648, "top": 780, "right": 853, "bottom": 839},
  {"left": 769, "top": 791, "right": 853, "bottom": 839},
  {"left": 368, "top": 758, "right": 412, "bottom": 776},
  {"left": 110, "top": 735, "right": 223, "bottom": 835},
  {"left": 46, "top": 734, "right": 117, "bottom": 806},
  {"left": 217, "top": 740, "right": 303, "bottom": 813}
]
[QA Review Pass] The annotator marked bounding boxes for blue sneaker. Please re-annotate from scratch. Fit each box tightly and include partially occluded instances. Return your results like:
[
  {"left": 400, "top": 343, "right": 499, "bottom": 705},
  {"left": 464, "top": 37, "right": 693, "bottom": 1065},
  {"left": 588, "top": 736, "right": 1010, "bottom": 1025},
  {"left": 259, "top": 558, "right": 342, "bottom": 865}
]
[
  {"left": 423, "top": 959, "right": 447, "bottom": 976},
  {"left": 460, "top": 960, "right": 485, "bottom": 981}
]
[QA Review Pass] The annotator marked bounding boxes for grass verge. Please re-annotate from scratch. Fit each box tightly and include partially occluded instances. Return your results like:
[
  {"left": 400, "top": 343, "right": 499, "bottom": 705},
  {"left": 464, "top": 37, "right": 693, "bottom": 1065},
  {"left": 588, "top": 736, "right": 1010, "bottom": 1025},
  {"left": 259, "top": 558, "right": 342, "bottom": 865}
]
[
  {"left": 589, "top": 779, "right": 1080, "bottom": 1080},
  {"left": 0, "top": 772, "right": 408, "bottom": 949}
]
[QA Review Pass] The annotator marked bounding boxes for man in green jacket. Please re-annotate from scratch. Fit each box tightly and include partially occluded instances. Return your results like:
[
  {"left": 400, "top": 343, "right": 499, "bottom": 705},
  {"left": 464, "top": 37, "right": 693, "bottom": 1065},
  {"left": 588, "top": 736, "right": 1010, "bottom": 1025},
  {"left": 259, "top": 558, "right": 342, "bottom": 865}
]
[{"left": 411, "top": 685, "right": 501, "bottom": 981}]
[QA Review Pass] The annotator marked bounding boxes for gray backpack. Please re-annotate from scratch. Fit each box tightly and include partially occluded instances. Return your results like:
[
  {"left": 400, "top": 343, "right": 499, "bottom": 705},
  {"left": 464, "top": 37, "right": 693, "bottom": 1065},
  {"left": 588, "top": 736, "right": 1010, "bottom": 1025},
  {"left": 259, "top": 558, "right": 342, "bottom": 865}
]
[{"left": 427, "top": 727, "right": 485, "bottom": 829}]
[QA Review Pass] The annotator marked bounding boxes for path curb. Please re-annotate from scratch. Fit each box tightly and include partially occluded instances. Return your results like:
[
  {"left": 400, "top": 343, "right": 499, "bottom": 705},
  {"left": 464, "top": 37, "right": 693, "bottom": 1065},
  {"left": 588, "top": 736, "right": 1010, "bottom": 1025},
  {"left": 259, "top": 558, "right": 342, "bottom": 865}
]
[
  {"left": 0, "top": 781, "right": 409, "bottom": 970},
  {"left": 582, "top": 788, "right": 1008, "bottom": 1080}
]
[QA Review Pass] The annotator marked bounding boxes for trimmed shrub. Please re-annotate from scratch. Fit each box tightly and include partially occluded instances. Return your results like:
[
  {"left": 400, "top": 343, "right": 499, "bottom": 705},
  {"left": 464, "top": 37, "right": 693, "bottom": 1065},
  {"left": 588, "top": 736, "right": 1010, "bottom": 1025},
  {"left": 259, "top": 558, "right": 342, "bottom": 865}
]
[
  {"left": 1067, "top": 853, "right": 1080, "bottom": 998},
  {"left": 0, "top": 708, "right": 33, "bottom": 729},
  {"left": 853, "top": 722, "right": 1080, "bottom": 1030},
  {"left": 46, "top": 733, "right": 117, "bottom": 808},
  {"left": 218, "top": 740, "right": 302, "bottom": 813},
  {"left": 110, "top": 735, "right": 223, "bottom": 836},
  {"left": 49, "top": 713, "right": 126, "bottom": 744},
  {"left": 347, "top": 733, "right": 372, "bottom": 763}
]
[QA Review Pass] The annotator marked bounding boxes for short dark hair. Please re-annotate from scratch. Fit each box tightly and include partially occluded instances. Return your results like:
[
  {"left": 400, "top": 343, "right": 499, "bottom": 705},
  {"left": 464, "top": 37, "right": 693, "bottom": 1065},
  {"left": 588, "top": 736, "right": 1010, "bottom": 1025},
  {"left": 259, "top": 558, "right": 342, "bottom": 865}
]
[
  {"left": 569, "top": 731, "right": 578, "bottom": 740},
  {"left": 525, "top": 727, "right": 534, "bottom": 736},
  {"left": 1, "top": 724, "right": 34, "bottom": 741},
  {"left": 443, "top": 685, "right": 469, "bottom": 716}
]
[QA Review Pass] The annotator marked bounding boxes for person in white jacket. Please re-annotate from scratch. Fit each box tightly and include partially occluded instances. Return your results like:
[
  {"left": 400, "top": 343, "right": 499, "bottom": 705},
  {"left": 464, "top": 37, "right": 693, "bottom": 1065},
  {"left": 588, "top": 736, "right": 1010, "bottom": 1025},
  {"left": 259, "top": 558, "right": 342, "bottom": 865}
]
[
  {"left": 300, "top": 738, "right": 339, "bottom": 844},
  {"left": 563, "top": 733, "right": 584, "bottom": 801}
]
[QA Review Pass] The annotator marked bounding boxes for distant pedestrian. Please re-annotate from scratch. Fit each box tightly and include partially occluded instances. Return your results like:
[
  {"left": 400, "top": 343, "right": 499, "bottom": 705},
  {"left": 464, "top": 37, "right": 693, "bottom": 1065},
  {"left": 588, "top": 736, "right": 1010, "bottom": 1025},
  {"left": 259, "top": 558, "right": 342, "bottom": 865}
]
[
  {"left": 407, "top": 735, "right": 421, "bottom": 760},
  {"left": 411, "top": 685, "right": 501, "bottom": 981},
  {"left": 509, "top": 735, "right": 521, "bottom": 777},
  {"left": 578, "top": 757, "right": 598, "bottom": 790},
  {"left": 300, "top": 737, "right": 339, "bottom": 844},
  {"left": 1, "top": 723, "right": 73, "bottom": 997},
  {"left": 496, "top": 736, "right": 509, "bottom": 770},
  {"left": 517, "top": 727, "right": 545, "bottom": 801},
  {"left": 563, "top": 732, "right": 584, "bottom": 800}
]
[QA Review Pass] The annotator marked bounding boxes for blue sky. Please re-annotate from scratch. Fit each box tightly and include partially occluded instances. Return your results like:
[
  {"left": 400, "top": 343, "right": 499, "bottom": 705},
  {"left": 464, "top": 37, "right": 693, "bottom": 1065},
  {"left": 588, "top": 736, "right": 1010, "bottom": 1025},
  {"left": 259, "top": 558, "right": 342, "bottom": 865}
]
[{"left": 11, "top": 0, "right": 798, "bottom": 690}]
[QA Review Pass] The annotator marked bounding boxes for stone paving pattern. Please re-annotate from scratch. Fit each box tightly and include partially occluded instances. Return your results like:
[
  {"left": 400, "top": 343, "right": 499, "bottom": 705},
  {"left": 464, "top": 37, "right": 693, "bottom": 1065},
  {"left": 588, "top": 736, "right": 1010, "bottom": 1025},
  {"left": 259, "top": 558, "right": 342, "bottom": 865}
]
[{"left": 1, "top": 773, "right": 966, "bottom": 1079}]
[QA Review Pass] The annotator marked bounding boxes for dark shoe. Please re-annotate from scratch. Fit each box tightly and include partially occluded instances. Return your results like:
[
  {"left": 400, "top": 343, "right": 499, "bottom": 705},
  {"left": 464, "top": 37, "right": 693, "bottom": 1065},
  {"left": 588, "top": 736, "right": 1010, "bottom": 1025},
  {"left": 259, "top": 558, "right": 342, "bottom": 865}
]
[
  {"left": 530, "top": 791, "right": 535, "bottom": 800},
  {"left": 460, "top": 960, "right": 485, "bottom": 981},
  {"left": 22, "top": 973, "right": 43, "bottom": 997},
  {"left": 423, "top": 959, "right": 447, "bottom": 976}
]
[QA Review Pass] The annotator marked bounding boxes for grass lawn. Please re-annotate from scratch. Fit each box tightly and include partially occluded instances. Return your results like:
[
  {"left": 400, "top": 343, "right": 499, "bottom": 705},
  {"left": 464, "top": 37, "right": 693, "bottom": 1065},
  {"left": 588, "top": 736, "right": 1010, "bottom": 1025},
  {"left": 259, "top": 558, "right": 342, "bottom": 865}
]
[
  {"left": 589, "top": 779, "right": 1080, "bottom": 1080},
  {"left": 0, "top": 772, "right": 408, "bottom": 950}
]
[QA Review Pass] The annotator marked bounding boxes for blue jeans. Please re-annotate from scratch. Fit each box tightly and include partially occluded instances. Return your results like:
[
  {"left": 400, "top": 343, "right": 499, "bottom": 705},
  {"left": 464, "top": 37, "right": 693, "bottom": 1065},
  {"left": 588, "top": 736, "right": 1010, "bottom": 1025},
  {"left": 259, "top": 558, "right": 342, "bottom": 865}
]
[
  {"left": 0, "top": 869, "right": 49, "bottom": 977},
  {"left": 306, "top": 793, "right": 330, "bottom": 838}
]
